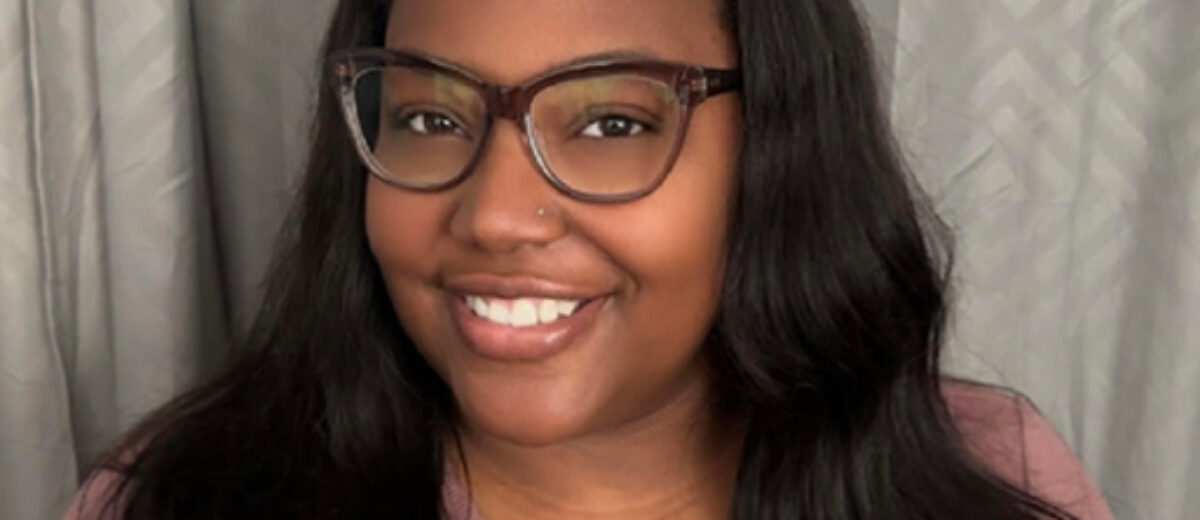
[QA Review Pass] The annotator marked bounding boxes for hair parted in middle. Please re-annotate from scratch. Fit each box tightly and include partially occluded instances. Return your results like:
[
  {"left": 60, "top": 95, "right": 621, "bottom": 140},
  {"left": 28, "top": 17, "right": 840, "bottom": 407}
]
[{"left": 89, "top": 1, "right": 1077, "bottom": 518}]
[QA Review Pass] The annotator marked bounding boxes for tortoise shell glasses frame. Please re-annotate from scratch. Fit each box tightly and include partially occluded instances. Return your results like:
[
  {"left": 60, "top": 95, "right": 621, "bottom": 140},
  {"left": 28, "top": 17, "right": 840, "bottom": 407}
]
[{"left": 328, "top": 47, "right": 741, "bottom": 203}]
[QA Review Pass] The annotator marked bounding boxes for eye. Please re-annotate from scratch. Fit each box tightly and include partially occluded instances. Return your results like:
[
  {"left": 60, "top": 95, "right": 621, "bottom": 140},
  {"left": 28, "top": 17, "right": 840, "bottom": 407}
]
[
  {"left": 398, "top": 111, "right": 465, "bottom": 136},
  {"left": 579, "top": 116, "right": 650, "bottom": 138}
]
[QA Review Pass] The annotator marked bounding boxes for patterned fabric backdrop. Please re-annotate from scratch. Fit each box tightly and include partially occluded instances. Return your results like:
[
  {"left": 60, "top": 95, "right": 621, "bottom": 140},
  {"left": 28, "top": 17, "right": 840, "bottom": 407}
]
[
  {"left": 1, "top": 1, "right": 1195, "bottom": 518},
  {"left": 872, "top": 2, "right": 1198, "bottom": 518}
]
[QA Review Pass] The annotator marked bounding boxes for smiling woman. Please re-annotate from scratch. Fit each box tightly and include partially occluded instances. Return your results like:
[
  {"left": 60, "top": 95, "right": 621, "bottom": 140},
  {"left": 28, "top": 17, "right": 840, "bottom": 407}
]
[{"left": 64, "top": 1, "right": 1111, "bottom": 519}]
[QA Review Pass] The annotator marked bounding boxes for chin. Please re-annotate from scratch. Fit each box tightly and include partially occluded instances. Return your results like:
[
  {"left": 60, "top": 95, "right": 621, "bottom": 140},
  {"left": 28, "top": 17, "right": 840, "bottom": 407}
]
[{"left": 454, "top": 386, "right": 600, "bottom": 446}]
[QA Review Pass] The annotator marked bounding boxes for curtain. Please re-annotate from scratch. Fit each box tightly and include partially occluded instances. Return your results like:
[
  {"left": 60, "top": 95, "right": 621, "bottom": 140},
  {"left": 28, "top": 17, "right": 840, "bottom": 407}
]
[
  {"left": 869, "top": 2, "right": 1199, "bottom": 518},
  {"left": 2, "top": 0, "right": 222, "bottom": 517},
  {"left": 1, "top": 0, "right": 1194, "bottom": 518},
  {"left": 1, "top": 0, "right": 327, "bottom": 517}
]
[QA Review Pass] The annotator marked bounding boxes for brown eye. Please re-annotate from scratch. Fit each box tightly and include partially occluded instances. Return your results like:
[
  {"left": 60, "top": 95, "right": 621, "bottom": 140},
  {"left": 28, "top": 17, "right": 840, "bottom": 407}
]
[
  {"left": 579, "top": 115, "right": 651, "bottom": 138},
  {"left": 399, "top": 111, "right": 464, "bottom": 136}
]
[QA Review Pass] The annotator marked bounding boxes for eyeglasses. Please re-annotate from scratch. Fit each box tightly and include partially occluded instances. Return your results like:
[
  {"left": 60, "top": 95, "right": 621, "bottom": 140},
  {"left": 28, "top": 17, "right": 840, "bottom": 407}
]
[{"left": 328, "top": 48, "right": 740, "bottom": 202}]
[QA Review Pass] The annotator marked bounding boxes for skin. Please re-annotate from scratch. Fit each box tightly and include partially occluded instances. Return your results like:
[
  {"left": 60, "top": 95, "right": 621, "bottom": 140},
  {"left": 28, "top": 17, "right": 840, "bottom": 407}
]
[{"left": 366, "top": 1, "right": 742, "bottom": 518}]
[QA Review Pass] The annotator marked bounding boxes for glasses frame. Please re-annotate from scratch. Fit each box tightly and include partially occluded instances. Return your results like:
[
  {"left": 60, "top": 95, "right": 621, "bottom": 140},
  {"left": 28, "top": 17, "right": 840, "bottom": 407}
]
[{"left": 328, "top": 47, "right": 740, "bottom": 203}]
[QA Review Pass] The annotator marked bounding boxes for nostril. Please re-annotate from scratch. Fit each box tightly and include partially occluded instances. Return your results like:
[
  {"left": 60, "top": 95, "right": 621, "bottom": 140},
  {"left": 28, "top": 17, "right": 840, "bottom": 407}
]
[{"left": 448, "top": 186, "right": 567, "bottom": 254}]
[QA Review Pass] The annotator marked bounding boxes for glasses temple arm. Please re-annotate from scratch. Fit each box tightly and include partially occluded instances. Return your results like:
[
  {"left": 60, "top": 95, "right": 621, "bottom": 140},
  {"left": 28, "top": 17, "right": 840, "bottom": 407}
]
[{"left": 704, "top": 69, "right": 742, "bottom": 96}]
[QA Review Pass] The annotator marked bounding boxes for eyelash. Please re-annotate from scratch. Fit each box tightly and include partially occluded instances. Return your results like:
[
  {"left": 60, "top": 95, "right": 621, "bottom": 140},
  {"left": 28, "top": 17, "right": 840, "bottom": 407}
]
[
  {"left": 578, "top": 116, "right": 650, "bottom": 138},
  {"left": 392, "top": 108, "right": 470, "bottom": 137},
  {"left": 388, "top": 106, "right": 661, "bottom": 140},
  {"left": 573, "top": 106, "right": 661, "bottom": 139}
]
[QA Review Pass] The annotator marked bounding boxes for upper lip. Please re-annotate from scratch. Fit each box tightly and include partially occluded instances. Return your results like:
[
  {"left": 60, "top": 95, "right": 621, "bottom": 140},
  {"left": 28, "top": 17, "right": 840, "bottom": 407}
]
[{"left": 441, "top": 272, "right": 607, "bottom": 300}]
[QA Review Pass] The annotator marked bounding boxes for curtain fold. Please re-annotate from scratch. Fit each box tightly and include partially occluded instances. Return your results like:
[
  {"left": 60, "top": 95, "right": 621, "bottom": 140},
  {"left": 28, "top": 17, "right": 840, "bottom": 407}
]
[
  {"left": 0, "top": 0, "right": 1194, "bottom": 518},
  {"left": 2, "top": 0, "right": 231, "bottom": 517}
]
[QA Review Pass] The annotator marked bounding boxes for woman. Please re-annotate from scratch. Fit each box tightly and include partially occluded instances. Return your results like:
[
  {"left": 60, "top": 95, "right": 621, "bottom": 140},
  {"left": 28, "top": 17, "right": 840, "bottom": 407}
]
[{"left": 67, "top": 0, "right": 1113, "bottom": 518}]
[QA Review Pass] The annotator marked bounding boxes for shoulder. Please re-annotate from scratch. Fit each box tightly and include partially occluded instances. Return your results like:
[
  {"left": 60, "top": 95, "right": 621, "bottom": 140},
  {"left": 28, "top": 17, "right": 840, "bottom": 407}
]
[
  {"left": 940, "top": 379, "right": 1115, "bottom": 520},
  {"left": 61, "top": 445, "right": 142, "bottom": 520},
  {"left": 62, "top": 466, "right": 130, "bottom": 520}
]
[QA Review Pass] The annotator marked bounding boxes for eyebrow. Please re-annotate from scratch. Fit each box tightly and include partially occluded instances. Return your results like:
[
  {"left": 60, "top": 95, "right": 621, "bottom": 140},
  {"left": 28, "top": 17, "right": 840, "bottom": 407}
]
[{"left": 393, "top": 47, "right": 665, "bottom": 83}]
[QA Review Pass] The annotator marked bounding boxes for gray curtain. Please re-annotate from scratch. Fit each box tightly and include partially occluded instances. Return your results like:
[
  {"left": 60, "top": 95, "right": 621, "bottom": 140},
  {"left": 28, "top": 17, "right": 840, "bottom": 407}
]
[
  {"left": 1, "top": 1, "right": 1194, "bottom": 518},
  {"left": 869, "top": 2, "right": 1199, "bottom": 519},
  {"left": 1, "top": 0, "right": 327, "bottom": 517}
]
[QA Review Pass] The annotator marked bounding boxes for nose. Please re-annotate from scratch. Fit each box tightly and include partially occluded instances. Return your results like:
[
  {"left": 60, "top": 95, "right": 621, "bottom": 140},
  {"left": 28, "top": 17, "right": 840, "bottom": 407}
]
[{"left": 448, "top": 120, "right": 567, "bottom": 253}]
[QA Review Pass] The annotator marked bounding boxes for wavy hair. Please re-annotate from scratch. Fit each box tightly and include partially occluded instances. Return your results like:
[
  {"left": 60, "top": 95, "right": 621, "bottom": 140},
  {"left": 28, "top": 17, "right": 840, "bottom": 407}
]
[{"left": 92, "top": 0, "right": 1074, "bottom": 518}]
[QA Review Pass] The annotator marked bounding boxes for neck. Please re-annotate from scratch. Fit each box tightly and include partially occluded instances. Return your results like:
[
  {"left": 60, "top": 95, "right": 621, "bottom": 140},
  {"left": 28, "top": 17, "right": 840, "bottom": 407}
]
[{"left": 447, "top": 380, "right": 744, "bottom": 520}]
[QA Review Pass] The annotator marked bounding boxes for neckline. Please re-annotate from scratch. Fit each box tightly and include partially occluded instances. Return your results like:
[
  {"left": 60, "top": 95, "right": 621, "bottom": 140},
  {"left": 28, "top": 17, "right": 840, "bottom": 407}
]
[{"left": 442, "top": 458, "right": 483, "bottom": 520}]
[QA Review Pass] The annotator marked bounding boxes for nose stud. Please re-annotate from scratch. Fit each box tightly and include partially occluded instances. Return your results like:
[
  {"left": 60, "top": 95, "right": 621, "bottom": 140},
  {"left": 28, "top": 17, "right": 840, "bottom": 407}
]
[{"left": 535, "top": 207, "right": 547, "bottom": 217}]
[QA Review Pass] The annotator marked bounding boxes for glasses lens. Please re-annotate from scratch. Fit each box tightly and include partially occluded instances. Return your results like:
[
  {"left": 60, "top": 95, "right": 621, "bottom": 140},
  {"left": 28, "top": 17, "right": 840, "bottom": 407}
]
[
  {"left": 352, "top": 66, "right": 484, "bottom": 187},
  {"left": 530, "top": 74, "right": 683, "bottom": 197}
]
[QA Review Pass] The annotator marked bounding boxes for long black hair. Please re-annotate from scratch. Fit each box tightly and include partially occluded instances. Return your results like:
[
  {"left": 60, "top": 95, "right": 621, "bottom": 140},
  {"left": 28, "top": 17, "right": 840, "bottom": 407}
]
[{"left": 91, "top": 0, "right": 1075, "bottom": 518}]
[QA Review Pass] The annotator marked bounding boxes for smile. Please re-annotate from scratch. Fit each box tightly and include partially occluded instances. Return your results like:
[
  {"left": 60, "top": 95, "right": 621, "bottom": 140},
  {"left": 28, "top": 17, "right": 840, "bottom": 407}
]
[
  {"left": 463, "top": 295, "right": 585, "bottom": 327},
  {"left": 449, "top": 293, "right": 607, "bottom": 362}
]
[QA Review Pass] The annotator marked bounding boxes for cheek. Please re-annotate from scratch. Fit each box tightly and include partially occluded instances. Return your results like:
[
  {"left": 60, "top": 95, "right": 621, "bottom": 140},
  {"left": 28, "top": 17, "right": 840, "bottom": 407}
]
[
  {"left": 364, "top": 177, "right": 444, "bottom": 268},
  {"left": 584, "top": 103, "right": 740, "bottom": 383},
  {"left": 364, "top": 178, "right": 455, "bottom": 363},
  {"left": 620, "top": 102, "right": 739, "bottom": 304}
]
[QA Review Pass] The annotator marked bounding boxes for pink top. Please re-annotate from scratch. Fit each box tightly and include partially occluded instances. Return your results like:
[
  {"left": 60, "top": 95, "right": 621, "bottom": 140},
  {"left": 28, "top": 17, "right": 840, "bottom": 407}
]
[
  {"left": 64, "top": 381, "right": 1114, "bottom": 519},
  {"left": 938, "top": 381, "right": 1113, "bottom": 519}
]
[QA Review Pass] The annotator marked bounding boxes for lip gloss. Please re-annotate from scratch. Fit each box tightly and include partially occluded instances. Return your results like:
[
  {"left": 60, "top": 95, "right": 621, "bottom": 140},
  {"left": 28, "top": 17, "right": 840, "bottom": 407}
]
[{"left": 449, "top": 294, "right": 606, "bottom": 362}]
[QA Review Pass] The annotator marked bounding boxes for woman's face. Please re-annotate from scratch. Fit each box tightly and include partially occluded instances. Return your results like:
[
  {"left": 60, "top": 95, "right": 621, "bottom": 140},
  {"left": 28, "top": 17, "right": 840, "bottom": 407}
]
[{"left": 368, "top": 0, "right": 740, "bottom": 445}]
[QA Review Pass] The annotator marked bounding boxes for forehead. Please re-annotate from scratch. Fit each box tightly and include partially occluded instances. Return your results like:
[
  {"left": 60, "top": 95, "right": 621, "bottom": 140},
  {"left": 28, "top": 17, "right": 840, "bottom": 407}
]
[{"left": 385, "top": 0, "right": 734, "bottom": 84}]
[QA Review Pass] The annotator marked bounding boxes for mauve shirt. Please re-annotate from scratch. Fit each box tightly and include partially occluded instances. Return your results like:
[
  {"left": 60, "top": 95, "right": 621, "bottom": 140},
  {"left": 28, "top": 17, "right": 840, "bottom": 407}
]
[{"left": 64, "top": 381, "right": 1115, "bottom": 519}]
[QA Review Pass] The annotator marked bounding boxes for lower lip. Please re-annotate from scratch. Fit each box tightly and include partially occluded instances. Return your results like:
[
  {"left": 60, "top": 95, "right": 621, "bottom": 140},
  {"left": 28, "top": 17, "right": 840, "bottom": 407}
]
[{"left": 449, "top": 295, "right": 606, "bottom": 362}]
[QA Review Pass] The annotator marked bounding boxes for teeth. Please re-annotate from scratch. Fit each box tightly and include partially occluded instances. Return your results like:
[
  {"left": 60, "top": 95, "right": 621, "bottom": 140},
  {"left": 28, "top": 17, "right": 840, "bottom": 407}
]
[
  {"left": 538, "top": 299, "right": 559, "bottom": 323},
  {"left": 556, "top": 300, "right": 578, "bottom": 316},
  {"left": 511, "top": 299, "right": 538, "bottom": 327},
  {"left": 464, "top": 295, "right": 586, "bottom": 327},
  {"left": 468, "top": 295, "right": 488, "bottom": 317},
  {"left": 486, "top": 300, "right": 510, "bottom": 325}
]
